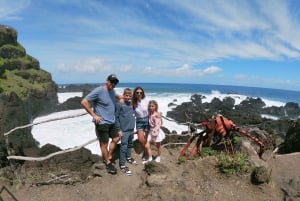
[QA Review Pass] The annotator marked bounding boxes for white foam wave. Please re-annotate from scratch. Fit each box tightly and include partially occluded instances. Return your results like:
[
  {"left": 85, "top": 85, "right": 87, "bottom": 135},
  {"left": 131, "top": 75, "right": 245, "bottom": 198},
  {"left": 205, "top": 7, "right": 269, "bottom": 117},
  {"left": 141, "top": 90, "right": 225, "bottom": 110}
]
[
  {"left": 31, "top": 91, "right": 286, "bottom": 155},
  {"left": 58, "top": 92, "right": 83, "bottom": 103}
]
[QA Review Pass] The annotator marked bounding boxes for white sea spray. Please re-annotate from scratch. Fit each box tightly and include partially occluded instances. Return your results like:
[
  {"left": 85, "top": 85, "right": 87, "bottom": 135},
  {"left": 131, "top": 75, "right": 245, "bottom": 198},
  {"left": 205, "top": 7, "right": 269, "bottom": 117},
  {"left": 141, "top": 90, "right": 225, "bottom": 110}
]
[{"left": 31, "top": 90, "right": 287, "bottom": 155}]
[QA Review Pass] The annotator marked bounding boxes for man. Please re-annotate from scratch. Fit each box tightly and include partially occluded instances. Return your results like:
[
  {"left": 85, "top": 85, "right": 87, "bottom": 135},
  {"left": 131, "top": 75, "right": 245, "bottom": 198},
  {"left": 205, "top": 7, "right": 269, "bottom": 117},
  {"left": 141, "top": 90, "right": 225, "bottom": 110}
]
[{"left": 81, "top": 74, "right": 121, "bottom": 174}]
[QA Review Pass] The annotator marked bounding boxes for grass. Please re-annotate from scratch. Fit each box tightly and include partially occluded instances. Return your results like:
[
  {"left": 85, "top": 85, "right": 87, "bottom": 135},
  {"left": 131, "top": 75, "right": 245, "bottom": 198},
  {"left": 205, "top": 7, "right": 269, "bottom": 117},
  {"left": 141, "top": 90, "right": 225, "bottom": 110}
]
[
  {"left": 0, "top": 68, "right": 52, "bottom": 99},
  {"left": 217, "top": 151, "right": 251, "bottom": 174},
  {"left": 202, "top": 147, "right": 216, "bottom": 156}
]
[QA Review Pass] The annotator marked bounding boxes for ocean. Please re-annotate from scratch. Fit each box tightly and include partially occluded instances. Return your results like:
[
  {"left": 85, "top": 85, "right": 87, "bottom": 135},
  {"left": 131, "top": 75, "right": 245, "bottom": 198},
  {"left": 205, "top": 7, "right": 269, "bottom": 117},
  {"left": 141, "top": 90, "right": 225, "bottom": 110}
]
[{"left": 32, "top": 83, "right": 300, "bottom": 156}]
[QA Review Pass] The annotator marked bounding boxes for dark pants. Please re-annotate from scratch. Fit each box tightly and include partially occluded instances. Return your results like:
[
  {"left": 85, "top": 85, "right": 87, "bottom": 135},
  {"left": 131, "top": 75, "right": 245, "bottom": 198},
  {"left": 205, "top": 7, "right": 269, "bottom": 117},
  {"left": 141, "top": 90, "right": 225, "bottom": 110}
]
[{"left": 119, "top": 130, "right": 134, "bottom": 167}]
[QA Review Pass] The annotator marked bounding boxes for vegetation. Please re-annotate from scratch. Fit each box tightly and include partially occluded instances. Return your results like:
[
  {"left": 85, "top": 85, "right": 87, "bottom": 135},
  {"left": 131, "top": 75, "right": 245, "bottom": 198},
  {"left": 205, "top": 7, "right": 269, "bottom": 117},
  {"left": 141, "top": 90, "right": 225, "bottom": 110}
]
[
  {"left": 217, "top": 151, "right": 251, "bottom": 174},
  {"left": 0, "top": 68, "right": 51, "bottom": 99},
  {"left": 201, "top": 147, "right": 216, "bottom": 156},
  {"left": 0, "top": 25, "right": 53, "bottom": 100}
]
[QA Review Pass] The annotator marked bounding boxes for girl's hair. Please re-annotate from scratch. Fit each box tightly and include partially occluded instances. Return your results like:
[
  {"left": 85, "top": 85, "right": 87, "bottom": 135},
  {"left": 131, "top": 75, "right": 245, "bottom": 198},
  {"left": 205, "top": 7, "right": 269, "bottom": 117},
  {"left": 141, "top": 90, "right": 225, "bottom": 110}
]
[
  {"left": 148, "top": 100, "right": 158, "bottom": 112},
  {"left": 132, "top": 86, "right": 145, "bottom": 109},
  {"left": 148, "top": 100, "right": 163, "bottom": 125}
]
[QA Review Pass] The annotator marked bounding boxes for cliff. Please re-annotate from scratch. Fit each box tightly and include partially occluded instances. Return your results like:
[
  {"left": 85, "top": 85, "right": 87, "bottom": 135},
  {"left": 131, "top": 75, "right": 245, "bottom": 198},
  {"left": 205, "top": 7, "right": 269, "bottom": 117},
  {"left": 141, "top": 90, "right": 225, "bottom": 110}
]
[{"left": 0, "top": 25, "right": 58, "bottom": 155}]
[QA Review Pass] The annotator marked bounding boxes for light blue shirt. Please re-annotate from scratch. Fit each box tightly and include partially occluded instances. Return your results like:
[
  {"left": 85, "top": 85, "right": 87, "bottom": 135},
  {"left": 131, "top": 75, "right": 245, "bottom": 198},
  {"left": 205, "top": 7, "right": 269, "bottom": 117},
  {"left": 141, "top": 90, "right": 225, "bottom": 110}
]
[{"left": 85, "top": 86, "right": 117, "bottom": 124}]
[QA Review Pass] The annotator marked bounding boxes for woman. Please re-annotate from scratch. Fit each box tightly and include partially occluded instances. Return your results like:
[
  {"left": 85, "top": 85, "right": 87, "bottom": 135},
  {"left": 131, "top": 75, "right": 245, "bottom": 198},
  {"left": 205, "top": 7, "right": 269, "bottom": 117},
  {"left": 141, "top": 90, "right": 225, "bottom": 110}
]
[{"left": 132, "top": 86, "right": 149, "bottom": 161}]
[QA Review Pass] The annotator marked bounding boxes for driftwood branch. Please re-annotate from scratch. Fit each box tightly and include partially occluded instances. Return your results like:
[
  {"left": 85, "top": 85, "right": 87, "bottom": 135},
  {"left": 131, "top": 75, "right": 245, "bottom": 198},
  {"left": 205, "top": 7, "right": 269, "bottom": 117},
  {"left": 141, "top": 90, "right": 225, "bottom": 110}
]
[
  {"left": 34, "top": 174, "right": 70, "bottom": 186},
  {"left": 4, "top": 111, "right": 88, "bottom": 136},
  {"left": 275, "top": 152, "right": 300, "bottom": 157},
  {"left": 7, "top": 138, "right": 98, "bottom": 161}
]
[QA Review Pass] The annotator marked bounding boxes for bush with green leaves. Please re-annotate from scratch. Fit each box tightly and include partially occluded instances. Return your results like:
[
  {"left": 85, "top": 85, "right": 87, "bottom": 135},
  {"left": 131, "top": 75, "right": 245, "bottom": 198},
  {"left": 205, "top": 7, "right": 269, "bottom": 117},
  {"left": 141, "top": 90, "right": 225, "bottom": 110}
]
[
  {"left": 202, "top": 147, "right": 215, "bottom": 156},
  {"left": 217, "top": 151, "right": 251, "bottom": 174}
]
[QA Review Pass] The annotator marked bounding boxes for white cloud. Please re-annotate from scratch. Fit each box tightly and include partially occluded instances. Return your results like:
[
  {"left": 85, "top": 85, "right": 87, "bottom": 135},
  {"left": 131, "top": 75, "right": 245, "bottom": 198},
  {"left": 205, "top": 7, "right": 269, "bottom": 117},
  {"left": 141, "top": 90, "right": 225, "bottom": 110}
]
[
  {"left": 142, "top": 64, "right": 221, "bottom": 78},
  {"left": 56, "top": 63, "right": 69, "bottom": 72},
  {"left": 2, "top": 0, "right": 300, "bottom": 90},
  {"left": 0, "top": 0, "right": 29, "bottom": 19},
  {"left": 56, "top": 57, "right": 110, "bottom": 73}
]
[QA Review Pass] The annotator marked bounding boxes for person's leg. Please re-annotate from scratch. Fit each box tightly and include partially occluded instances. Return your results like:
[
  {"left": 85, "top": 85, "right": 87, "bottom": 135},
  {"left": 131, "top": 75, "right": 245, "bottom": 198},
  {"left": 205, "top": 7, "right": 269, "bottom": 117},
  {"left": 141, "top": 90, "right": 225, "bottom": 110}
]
[
  {"left": 126, "top": 133, "right": 137, "bottom": 165},
  {"left": 137, "top": 129, "right": 148, "bottom": 161},
  {"left": 146, "top": 142, "right": 152, "bottom": 160},
  {"left": 108, "top": 124, "right": 120, "bottom": 163},
  {"left": 137, "top": 130, "right": 145, "bottom": 148},
  {"left": 154, "top": 142, "right": 162, "bottom": 162},
  {"left": 95, "top": 124, "right": 110, "bottom": 164},
  {"left": 96, "top": 124, "right": 117, "bottom": 174},
  {"left": 156, "top": 142, "right": 162, "bottom": 156},
  {"left": 119, "top": 132, "right": 129, "bottom": 167},
  {"left": 108, "top": 136, "right": 120, "bottom": 161},
  {"left": 126, "top": 132, "right": 133, "bottom": 159},
  {"left": 100, "top": 141, "right": 110, "bottom": 164},
  {"left": 142, "top": 134, "right": 153, "bottom": 164}
]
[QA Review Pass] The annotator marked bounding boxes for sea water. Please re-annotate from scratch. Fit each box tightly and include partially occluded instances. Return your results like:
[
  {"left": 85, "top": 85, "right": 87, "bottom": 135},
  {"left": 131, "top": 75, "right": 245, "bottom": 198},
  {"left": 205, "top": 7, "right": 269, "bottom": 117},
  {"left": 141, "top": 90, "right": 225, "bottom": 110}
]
[{"left": 31, "top": 83, "right": 300, "bottom": 155}]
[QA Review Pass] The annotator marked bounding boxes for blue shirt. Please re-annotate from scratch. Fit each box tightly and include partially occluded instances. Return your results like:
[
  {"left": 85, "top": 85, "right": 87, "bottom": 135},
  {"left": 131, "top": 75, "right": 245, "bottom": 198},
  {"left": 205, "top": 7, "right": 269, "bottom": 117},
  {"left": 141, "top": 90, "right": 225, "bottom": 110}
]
[
  {"left": 115, "top": 100, "right": 136, "bottom": 132},
  {"left": 85, "top": 86, "right": 117, "bottom": 124}
]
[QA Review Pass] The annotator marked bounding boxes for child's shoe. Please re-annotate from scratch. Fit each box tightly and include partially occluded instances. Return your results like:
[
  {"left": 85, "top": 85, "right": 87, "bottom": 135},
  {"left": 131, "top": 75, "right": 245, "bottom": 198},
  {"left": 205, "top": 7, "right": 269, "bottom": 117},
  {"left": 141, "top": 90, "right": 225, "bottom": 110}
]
[
  {"left": 142, "top": 157, "right": 152, "bottom": 164},
  {"left": 120, "top": 166, "right": 132, "bottom": 176},
  {"left": 155, "top": 156, "right": 161, "bottom": 163}
]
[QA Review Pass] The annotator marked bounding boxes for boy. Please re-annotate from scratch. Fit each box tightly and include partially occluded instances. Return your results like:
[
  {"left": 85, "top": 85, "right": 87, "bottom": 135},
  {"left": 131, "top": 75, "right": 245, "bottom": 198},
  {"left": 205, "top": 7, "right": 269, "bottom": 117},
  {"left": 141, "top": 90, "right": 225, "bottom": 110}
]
[{"left": 115, "top": 88, "right": 137, "bottom": 176}]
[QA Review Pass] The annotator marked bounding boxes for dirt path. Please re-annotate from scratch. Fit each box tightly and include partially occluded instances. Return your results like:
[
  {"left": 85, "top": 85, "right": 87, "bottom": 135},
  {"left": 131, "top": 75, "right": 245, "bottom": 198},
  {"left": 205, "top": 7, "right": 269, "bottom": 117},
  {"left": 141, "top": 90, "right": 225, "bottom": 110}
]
[{"left": 3, "top": 150, "right": 300, "bottom": 201}]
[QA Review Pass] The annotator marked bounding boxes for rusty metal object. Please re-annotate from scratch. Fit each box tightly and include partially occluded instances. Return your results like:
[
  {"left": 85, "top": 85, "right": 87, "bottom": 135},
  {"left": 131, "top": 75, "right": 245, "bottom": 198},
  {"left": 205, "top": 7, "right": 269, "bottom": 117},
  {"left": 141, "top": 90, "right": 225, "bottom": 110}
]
[{"left": 178, "top": 114, "right": 273, "bottom": 160}]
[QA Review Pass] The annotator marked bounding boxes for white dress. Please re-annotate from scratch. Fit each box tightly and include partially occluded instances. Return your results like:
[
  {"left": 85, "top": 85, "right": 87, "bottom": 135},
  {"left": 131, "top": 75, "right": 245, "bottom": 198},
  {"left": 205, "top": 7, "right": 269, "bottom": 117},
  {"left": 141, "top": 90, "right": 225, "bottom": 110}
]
[{"left": 147, "top": 113, "right": 165, "bottom": 142}]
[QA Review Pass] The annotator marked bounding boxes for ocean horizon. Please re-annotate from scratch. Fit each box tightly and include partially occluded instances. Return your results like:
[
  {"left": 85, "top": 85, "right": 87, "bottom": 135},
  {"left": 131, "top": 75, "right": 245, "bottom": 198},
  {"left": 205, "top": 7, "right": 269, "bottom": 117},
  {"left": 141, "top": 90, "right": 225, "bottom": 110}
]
[{"left": 59, "top": 82, "right": 300, "bottom": 105}]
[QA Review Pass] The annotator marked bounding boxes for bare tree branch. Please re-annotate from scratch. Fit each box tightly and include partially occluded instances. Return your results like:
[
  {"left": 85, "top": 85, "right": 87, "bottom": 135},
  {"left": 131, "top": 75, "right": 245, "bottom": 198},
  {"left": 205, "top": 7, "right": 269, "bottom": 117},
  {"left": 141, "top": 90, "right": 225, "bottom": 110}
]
[{"left": 7, "top": 138, "right": 98, "bottom": 161}]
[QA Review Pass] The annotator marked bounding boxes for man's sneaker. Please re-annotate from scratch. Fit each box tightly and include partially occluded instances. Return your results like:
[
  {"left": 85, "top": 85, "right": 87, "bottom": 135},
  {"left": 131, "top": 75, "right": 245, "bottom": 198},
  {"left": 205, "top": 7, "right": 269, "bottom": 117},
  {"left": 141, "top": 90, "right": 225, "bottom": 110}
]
[
  {"left": 106, "top": 162, "right": 117, "bottom": 174},
  {"left": 142, "top": 157, "right": 152, "bottom": 164},
  {"left": 120, "top": 166, "right": 132, "bottom": 176},
  {"left": 141, "top": 151, "right": 147, "bottom": 161},
  {"left": 142, "top": 157, "right": 147, "bottom": 162},
  {"left": 126, "top": 157, "right": 137, "bottom": 165},
  {"left": 155, "top": 156, "right": 161, "bottom": 163}
]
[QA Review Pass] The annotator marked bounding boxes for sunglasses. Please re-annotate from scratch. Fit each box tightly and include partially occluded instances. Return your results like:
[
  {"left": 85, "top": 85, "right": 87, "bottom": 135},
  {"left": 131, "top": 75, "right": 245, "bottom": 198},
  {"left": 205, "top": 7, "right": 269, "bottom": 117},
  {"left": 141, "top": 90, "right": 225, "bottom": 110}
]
[
  {"left": 110, "top": 80, "right": 118, "bottom": 85},
  {"left": 136, "top": 91, "right": 143, "bottom": 94}
]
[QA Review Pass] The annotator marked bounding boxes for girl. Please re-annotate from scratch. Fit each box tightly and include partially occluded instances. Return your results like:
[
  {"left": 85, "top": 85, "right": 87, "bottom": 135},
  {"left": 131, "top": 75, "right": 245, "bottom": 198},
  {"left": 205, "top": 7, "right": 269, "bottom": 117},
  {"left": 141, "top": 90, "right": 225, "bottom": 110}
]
[{"left": 143, "top": 100, "right": 165, "bottom": 163}]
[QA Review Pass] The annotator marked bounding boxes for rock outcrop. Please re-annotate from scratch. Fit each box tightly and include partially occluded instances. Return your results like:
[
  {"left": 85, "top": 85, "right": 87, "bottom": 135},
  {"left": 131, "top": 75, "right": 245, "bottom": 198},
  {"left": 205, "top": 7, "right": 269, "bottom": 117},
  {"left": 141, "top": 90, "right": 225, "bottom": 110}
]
[
  {"left": 0, "top": 25, "right": 58, "bottom": 162},
  {"left": 166, "top": 93, "right": 300, "bottom": 153},
  {"left": 279, "top": 119, "right": 300, "bottom": 153}
]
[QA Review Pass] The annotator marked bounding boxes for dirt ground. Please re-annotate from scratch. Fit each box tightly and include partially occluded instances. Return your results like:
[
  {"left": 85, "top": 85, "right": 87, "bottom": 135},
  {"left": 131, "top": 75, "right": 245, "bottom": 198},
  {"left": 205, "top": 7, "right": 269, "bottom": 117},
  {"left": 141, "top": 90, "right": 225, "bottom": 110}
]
[{"left": 1, "top": 146, "right": 300, "bottom": 201}]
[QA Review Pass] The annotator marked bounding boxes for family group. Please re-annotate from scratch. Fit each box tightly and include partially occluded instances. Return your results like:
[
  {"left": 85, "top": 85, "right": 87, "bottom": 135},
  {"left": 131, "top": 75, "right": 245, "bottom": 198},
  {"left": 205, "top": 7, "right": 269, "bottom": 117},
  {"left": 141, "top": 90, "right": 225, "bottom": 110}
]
[{"left": 81, "top": 74, "right": 165, "bottom": 176}]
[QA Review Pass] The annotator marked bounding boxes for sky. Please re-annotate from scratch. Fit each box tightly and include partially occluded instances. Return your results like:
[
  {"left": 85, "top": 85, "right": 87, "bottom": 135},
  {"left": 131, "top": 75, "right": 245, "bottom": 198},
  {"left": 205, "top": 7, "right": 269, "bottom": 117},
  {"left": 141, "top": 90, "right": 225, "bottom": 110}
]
[{"left": 1, "top": 0, "right": 300, "bottom": 91}]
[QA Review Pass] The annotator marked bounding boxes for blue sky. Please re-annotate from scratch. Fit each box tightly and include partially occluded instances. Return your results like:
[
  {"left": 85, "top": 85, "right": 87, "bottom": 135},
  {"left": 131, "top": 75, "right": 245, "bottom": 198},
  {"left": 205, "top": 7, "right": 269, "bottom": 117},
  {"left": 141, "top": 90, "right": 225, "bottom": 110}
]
[{"left": 1, "top": 0, "right": 300, "bottom": 91}]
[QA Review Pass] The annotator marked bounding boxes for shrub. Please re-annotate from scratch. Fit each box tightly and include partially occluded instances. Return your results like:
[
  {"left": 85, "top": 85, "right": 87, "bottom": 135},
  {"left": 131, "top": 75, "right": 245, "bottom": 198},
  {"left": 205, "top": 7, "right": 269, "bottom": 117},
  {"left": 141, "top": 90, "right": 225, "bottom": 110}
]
[
  {"left": 217, "top": 152, "right": 251, "bottom": 174},
  {"left": 202, "top": 147, "right": 215, "bottom": 156}
]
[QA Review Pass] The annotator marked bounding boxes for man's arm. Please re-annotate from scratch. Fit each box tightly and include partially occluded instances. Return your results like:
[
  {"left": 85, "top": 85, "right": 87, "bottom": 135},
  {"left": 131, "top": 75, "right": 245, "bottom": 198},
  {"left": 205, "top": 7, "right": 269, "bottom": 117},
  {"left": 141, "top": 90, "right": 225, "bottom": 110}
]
[{"left": 81, "top": 98, "right": 102, "bottom": 123}]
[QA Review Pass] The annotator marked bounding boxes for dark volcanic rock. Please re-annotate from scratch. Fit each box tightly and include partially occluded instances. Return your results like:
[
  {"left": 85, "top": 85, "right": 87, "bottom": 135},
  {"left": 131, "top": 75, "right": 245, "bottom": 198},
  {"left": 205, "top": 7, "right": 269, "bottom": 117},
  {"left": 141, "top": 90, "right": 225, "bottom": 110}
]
[
  {"left": 38, "top": 144, "right": 99, "bottom": 172},
  {"left": 56, "top": 96, "right": 82, "bottom": 111},
  {"left": 166, "top": 94, "right": 300, "bottom": 152},
  {"left": 262, "top": 102, "right": 300, "bottom": 119},
  {"left": 279, "top": 119, "right": 300, "bottom": 153},
  {"left": 58, "top": 84, "right": 98, "bottom": 93}
]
